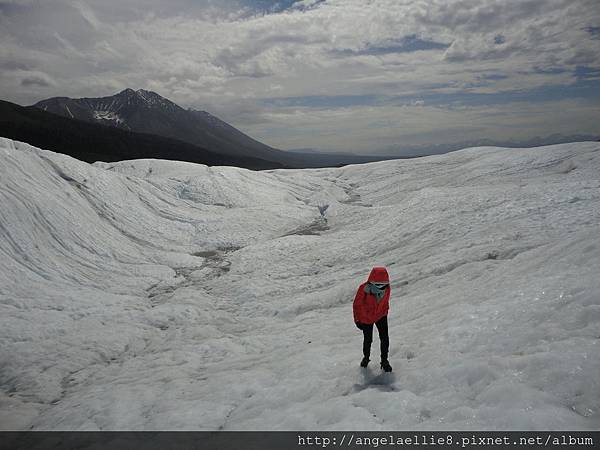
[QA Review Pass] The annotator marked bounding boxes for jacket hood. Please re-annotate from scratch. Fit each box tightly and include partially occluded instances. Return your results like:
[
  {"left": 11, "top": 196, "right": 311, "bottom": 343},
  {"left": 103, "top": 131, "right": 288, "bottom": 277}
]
[{"left": 367, "top": 266, "right": 389, "bottom": 283}]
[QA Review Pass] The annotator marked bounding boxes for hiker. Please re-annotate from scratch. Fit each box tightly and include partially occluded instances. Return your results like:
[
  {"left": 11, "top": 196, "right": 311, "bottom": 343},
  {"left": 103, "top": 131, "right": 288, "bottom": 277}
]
[{"left": 353, "top": 267, "right": 392, "bottom": 372}]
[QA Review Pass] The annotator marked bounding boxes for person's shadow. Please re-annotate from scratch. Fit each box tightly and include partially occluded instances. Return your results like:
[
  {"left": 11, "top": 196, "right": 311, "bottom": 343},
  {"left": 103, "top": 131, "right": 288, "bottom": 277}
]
[{"left": 353, "top": 366, "right": 397, "bottom": 393}]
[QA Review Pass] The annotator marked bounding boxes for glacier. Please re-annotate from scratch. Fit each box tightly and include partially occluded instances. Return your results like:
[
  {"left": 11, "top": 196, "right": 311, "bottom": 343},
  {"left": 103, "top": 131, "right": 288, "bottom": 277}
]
[{"left": 0, "top": 136, "right": 599, "bottom": 430}]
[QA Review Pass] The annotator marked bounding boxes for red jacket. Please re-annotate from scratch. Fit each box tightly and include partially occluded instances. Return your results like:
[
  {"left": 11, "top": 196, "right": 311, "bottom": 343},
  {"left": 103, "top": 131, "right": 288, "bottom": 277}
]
[{"left": 353, "top": 267, "right": 390, "bottom": 324}]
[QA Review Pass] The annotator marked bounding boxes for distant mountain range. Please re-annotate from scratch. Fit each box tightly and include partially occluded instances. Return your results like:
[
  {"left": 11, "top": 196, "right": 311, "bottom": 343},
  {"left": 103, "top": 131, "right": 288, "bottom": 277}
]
[
  {"left": 5, "top": 88, "right": 595, "bottom": 169},
  {"left": 34, "top": 89, "right": 287, "bottom": 163},
  {"left": 31, "top": 89, "right": 394, "bottom": 168},
  {"left": 0, "top": 100, "right": 282, "bottom": 169}
]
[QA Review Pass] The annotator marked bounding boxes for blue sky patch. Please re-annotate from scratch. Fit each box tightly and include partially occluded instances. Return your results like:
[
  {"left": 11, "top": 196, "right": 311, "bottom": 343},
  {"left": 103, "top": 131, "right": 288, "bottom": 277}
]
[
  {"left": 584, "top": 26, "right": 600, "bottom": 39},
  {"left": 494, "top": 34, "right": 506, "bottom": 45},
  {"left": 262, "top": 94, "right": 382, "bottom": 108},
  {"left": 240, "top": 0, "right": 324, "bottom": 15},
  {"left": 481, "top": 73, "right": 509, "bottom": 80},
  {"left": 534, "top": 66, "right": 568, "bottom": 75},
  {"left": 334, "top": 34, "right": 450, "bottom": 56},
  {"left": 575, "top": 65, "right": 600, "bottom": 80}
]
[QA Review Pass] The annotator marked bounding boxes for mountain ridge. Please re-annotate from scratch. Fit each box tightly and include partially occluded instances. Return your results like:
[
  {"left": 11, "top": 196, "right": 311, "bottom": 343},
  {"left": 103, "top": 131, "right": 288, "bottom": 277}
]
[
  {"left": 33, "top": 89, "right": 288, "bottom": 164},
  {"left": 32, "top": 89, "right": 408, "bottom": 168},
  {"left": 0, "top": 99, "right": 283, "bottom": 169}
]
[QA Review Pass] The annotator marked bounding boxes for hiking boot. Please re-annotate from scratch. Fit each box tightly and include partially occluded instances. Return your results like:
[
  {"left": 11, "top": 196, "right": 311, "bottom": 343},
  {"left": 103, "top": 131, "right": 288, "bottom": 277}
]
[{"left": 380, "top": 359, "right": 392, "bottom": 372}]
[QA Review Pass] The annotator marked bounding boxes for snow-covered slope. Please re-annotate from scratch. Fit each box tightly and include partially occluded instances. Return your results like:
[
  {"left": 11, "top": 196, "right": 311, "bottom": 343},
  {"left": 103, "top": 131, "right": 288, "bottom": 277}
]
[{"left": 1, "top": 137, "right": 599, "bottom": 430}]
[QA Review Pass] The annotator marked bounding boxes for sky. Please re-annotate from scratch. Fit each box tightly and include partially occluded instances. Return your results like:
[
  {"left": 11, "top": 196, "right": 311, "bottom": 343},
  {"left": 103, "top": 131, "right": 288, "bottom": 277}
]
[{"left": 1, "top": 0, "right": 600, "bottom": 154}]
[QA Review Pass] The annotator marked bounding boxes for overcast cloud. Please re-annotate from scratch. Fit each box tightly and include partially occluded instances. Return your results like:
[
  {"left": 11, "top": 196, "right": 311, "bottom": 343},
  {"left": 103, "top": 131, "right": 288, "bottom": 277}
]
[{"left": 1, "top": 0, "right": 600, "bottom": 152}]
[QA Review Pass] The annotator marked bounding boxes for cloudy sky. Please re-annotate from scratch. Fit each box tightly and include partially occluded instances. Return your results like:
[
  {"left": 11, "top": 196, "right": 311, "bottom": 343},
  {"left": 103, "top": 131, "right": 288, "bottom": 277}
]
[{"left": 1, "top": 0, "right": 600, "bottom": 153}]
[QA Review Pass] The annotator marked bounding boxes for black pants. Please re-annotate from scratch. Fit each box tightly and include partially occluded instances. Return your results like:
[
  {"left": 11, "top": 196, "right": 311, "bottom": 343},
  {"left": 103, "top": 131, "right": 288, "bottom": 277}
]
[{"left": 362, "top": 315, "right": 389, "bottom": 361}]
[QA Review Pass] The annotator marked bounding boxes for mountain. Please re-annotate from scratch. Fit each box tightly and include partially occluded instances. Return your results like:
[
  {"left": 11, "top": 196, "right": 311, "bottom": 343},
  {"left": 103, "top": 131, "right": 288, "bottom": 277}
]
[
  {"left": 32, "top": 89, "right": 407, "bottom": 168},
  {"left": 0, "top": 99, "right": 283, "bottom": 169},
  {"left": 33, "top": 88, "right": 288, "bottom": 163}
]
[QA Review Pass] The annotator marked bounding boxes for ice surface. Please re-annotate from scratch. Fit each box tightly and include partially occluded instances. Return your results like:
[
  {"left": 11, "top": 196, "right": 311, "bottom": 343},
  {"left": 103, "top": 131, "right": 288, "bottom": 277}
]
[{"left": 1, "top": 137, "right": 599, "bottom": 430}]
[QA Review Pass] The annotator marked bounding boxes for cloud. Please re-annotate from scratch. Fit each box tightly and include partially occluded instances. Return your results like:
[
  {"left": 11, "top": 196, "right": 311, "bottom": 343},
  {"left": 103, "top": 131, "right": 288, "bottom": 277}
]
[
  {"left": 245, "top": 97, "right": 600, "bottom": 152},
  {"left": 20, "top": 72, "right": 55, "bottom": 87},
  {"left": 0, "top": 0, "right": 599, "bottom": 152}
]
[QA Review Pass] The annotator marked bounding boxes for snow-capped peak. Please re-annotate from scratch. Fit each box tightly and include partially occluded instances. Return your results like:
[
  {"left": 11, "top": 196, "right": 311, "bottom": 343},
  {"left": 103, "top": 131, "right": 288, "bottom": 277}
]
[{"left": 109, "top": 88, "right": 179, "bottom": 111}]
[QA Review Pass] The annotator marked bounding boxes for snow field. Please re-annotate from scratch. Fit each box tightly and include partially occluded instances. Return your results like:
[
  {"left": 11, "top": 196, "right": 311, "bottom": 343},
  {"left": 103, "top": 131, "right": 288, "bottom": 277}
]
[{"left": 1, "top": 137, "right": 599, "bottom": 430}]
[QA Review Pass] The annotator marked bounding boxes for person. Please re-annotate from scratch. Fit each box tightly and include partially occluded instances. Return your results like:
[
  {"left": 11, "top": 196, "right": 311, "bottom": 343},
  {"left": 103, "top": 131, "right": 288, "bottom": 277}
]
[{"left": 353, "top": 266, "right": 392, "bottom": 372}]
